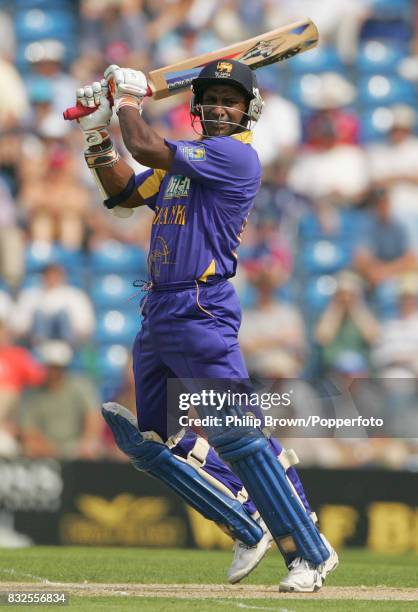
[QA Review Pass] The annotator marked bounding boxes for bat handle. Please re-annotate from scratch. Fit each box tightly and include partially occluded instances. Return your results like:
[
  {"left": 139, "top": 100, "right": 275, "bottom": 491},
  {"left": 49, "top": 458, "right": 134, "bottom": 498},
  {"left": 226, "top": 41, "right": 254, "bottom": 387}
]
[
  {"left": 63, "top": 103, "right": 97, "bottom": 121},
  {"left": 63, "top": 85, "right": 153, "bottom": 121}
]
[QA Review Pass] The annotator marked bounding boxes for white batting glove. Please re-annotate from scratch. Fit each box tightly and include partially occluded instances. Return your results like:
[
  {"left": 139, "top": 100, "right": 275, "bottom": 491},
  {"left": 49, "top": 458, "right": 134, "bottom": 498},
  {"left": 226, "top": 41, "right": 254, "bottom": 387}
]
[
  {"left": 76, "top": 79, "right": 112, "bottom": 150},
  {"left": 104, "top": 64, "right": 148, "bottom": 114}
]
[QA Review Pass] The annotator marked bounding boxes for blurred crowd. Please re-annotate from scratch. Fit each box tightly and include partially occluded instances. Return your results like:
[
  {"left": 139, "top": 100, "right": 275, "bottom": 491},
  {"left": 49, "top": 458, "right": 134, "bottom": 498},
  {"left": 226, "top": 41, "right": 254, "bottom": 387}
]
[{"left": 1, "top": 0, "right": 418, "bottom": 469}]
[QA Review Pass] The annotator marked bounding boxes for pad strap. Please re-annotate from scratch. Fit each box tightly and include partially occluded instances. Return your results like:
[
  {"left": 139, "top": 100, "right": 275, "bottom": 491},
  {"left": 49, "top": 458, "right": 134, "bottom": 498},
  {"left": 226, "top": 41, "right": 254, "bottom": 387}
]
[
  {"left": 212, "top": 431, "right": 329, "bottom": 567},
  {"left": 278, "top": 448, "right": 299, "bottom": 471},
  {"left": 187, "top": 437, "right": 210, "bottom": 469},
  {"left": 172, "top": 434, "right": 251, "bottom": 507},
  {"left": 102, "top": 403, "right": 263, "bottom": 547}
]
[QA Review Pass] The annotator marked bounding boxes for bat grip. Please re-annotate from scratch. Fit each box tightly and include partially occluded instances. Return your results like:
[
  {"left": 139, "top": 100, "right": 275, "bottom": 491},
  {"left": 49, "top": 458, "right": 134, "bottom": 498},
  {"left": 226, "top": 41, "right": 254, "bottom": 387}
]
[
  {"left": 63, "top": 103, "right": 97, "bottom": 121},
  {"left": 63, "top": 85, "right": 153, "bottom": 121}
]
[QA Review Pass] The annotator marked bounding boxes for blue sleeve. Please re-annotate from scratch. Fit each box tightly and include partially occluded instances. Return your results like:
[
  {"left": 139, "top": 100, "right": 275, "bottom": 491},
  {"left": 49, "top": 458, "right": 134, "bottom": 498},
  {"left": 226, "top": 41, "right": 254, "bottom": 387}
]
[{"left": 165, "top": 137, "right": 260, "bottom": 190}]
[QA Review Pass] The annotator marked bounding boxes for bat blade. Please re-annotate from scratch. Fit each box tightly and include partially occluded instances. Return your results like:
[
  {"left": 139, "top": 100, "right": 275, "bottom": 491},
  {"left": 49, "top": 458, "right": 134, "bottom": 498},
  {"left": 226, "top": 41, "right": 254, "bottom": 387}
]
[
  {"left": 63, "top": 19, "right": 318, "bottom": 119},
  {"left": 148, "top": 19, "right": 318, "bottom": 99}
]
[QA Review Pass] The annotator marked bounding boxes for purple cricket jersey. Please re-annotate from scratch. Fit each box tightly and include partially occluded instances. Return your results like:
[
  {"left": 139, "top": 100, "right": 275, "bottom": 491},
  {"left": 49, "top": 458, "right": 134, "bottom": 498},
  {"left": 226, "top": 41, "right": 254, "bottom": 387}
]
[{"left": 134, "top": 131, "right": 261, "bottom": 284}]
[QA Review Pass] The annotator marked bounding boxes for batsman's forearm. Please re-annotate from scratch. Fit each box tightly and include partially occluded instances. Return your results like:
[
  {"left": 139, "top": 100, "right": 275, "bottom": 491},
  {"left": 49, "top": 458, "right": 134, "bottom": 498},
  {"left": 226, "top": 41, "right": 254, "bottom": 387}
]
[
  {"left": 118, "top": 107, "right": 173, "bottom": 170},
  {"left": 84, "top": 139, "right": 143, "bottom": 209},
  {"left": 94, "top": 150, "right": 135, "bottom": 197}
]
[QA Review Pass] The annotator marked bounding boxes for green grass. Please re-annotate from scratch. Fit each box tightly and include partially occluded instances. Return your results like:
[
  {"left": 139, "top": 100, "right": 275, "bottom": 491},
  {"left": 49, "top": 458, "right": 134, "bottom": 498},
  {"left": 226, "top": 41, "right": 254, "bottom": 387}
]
[
  {"left": 0, "top": 547, "right": 416, "bottom": 611},
  {"left": 0, "top": 547, "right": 416, "bottom": 588},
  {"left": 4, "top": 598, "right": 418, "bottom": 612}
]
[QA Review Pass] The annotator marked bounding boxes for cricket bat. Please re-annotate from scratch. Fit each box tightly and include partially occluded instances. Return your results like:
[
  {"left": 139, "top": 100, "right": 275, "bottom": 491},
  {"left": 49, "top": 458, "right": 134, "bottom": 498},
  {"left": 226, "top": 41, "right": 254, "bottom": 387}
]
[{"left": 63, "top": 19, "right": 318, "bottom": 120}]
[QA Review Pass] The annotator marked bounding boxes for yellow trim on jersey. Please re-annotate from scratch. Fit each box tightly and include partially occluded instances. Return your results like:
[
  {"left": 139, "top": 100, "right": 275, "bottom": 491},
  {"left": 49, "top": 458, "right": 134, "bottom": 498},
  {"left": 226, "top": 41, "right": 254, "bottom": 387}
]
[
  {"left": 138, "top": 169, "right": 167, "bottom": 200},
  {"left": 198, "top": 259, "right": 216, "bottom": 282},
  {"left": 230, "top": 130, "right": 253, "bottom": 144}
]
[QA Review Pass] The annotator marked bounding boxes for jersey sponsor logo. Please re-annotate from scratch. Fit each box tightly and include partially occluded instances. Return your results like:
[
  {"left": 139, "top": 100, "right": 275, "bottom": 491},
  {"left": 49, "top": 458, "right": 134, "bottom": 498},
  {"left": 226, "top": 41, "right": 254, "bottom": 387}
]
[
  {"left": 163, "top": 175, "right": 191, "bottom": 199},
  {"left": 152, "top": 204, "right": 187, "bottom": 225},
  {"left": 179, "top": 146, "right": 206, "bottom": 162}
]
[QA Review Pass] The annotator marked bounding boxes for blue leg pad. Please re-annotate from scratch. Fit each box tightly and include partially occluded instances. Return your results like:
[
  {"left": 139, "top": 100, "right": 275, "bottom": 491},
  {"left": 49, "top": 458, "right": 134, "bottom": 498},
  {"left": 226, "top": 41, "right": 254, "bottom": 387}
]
[
  {"left": 102, "top": 403, "right": 263, "bottom": 547},
  {"left": 211, "top": 430, "right": 329, "bottom": 566}
]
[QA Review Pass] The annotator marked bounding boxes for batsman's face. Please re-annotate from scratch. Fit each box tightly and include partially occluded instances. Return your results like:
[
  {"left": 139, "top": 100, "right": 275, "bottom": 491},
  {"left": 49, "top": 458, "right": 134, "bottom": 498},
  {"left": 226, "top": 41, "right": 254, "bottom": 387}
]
[{"left": 200, "top": 85, "right": 248, "bottom": 136}]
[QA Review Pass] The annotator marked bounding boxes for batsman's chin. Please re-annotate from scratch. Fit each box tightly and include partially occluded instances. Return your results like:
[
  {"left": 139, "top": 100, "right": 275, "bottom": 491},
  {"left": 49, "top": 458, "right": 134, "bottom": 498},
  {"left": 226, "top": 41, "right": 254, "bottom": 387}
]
[{"left": 205, "top": 124, "right": 233, "bottom": 137}]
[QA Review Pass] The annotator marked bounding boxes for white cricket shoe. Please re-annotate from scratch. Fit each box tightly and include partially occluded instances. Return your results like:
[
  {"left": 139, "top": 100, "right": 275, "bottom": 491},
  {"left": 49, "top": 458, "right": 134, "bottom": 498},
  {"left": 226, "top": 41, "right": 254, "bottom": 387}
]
[
  {"left": 320, "top": 534, "right": 339, "bottom": 581},
  {"left": 279, "top": 534, "right": 339, "bottom": 593},
  {"left": 279, "top": 557, "right": 323, "bottom": 593},
  {"left": 227, "top": 520, "right": 274, "bottom": 584}
]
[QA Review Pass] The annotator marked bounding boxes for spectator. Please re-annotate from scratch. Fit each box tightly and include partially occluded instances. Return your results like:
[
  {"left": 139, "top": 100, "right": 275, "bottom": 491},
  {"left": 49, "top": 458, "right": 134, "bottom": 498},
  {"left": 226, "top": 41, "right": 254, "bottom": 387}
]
[
  {"left": 0, "top": 58, "right": 29, "bottom": 130},
  {"left": 252, "top": 157, "right": 310, "bottom": 246},
  {"left": 241, "top": 218, "right": 293, "bottom": 283},
  {"left": 263, "top": 0, "right": 367, "bottom": 61},
  {"left": 321, "top": 351, "right": 386, "bottom": 467},
  {"left": 367, "top": 104, "right": 418, "bottom": 251},
  {"left": 26, "top": 78, "right": 55, "bottom": 130},
  {"left": 144, "top": 0, "right": 194, "bottom": 47},
  {"left": 0, "top": 10, "right": 15, "bottom": 61},
  {"left": 357, "top": 2, "right": 413, "bottom": 47},
  {"left": 252, "top": 70, "right": 302, "bottom": 166},
  {"left": 18, "top": 127, "right": 89, "bottom": 249},
  {"left": 19, "top": 341, "right": 102, "bottom": 460},
  {"left": 0, "top": 177, "right": 25, "bottom": 288},
  {"left": 80, "top": 0, "right": 149, "bottom": 75},
  {"left": 287, "top": 74, "right": 369, "bottom": 204},
  {"left": 12, "top": 264, "right": 95, "bottom": 349},
  {"left": 240, "top": 268, "right": 306, "bottom": 378},
  {"left": 354, "top": 187, "right": 418, "bottom": 287},
  {"left": 25, "top": 39, "right": 77, "bottom": 117},
  {"left": 372, "top": 274, "right": 418, "bottom": 375},
  {"left": 314, "top": 270, "right": 380, "bottom": 374},
  {"left": 0, "top": 322, "right": 45, "bottom": 457}
]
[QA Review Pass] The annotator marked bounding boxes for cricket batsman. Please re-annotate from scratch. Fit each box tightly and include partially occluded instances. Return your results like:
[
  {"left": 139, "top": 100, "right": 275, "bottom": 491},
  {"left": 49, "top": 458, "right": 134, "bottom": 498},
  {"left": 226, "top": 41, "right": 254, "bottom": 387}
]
[{"left": 74, "top": 59, "right": 338, "bottom": 592}]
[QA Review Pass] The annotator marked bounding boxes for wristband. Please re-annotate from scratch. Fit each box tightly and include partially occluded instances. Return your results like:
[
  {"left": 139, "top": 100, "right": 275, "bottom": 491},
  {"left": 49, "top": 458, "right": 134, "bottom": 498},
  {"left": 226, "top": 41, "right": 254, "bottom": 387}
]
[
  {"left": 104, "top": 174, "right": 136, "bottom": 209},
  {"left": 115, "top": 94, "right": 143, "bottom": 115}
]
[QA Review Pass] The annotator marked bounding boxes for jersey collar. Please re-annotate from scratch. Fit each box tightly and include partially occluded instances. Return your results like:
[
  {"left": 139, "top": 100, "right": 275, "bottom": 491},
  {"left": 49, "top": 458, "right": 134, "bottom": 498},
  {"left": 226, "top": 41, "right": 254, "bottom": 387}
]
[{"left": 230, "top": 130, "right": 253, "bottom": 144}]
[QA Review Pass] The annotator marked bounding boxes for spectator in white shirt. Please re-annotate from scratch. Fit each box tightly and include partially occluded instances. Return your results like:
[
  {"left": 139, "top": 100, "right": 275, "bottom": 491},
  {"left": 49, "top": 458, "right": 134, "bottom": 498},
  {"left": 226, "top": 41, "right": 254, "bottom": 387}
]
[
  {"left": 287, "top": 75, "right": 369, "bottom": 204},
  {"left": 12, "top": 264, "right": 95, "bottom": 349}
]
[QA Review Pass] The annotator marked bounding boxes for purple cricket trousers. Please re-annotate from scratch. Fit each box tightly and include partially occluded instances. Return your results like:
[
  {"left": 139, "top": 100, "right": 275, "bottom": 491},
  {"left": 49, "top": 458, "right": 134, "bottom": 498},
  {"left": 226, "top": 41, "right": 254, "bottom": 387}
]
[{"left": 132, "top": 279, "right": 311, "bottom": 518}]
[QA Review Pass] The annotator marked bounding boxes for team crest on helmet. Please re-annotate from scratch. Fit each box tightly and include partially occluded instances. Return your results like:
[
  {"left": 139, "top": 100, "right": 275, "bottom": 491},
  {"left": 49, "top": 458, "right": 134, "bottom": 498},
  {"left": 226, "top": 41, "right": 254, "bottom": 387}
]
[
  {"left": 217, "top": 61, "right": 233, "bottom": 72},
  {"left": 216, "top": 61, "right": 233, "bottom": 75}
]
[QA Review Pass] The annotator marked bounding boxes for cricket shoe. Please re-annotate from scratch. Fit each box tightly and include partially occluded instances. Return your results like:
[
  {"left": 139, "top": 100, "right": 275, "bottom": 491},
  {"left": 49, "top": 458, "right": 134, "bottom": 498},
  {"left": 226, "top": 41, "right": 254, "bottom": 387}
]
[
  {"left": 279, "top": 557, "right": 323, "bottom": 593},
  {"left": 320, "top": 534, "right": 339, "bottom": 582},
  {"left": 227, "top": 518, "right": 274, "bottom": 584},
  {"left": 278, "top": 535, "right": 338, "bottom": 593}
]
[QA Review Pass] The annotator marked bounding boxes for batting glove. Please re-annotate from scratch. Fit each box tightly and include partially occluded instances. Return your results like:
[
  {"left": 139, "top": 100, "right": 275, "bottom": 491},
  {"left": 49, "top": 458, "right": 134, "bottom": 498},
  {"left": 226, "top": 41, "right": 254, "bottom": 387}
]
[
  {"left": 76, "top": 79, "right": 112, "bottom": 150},
  {"left": 104, "top": 64, "right": 148, "bottom": 114}
]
